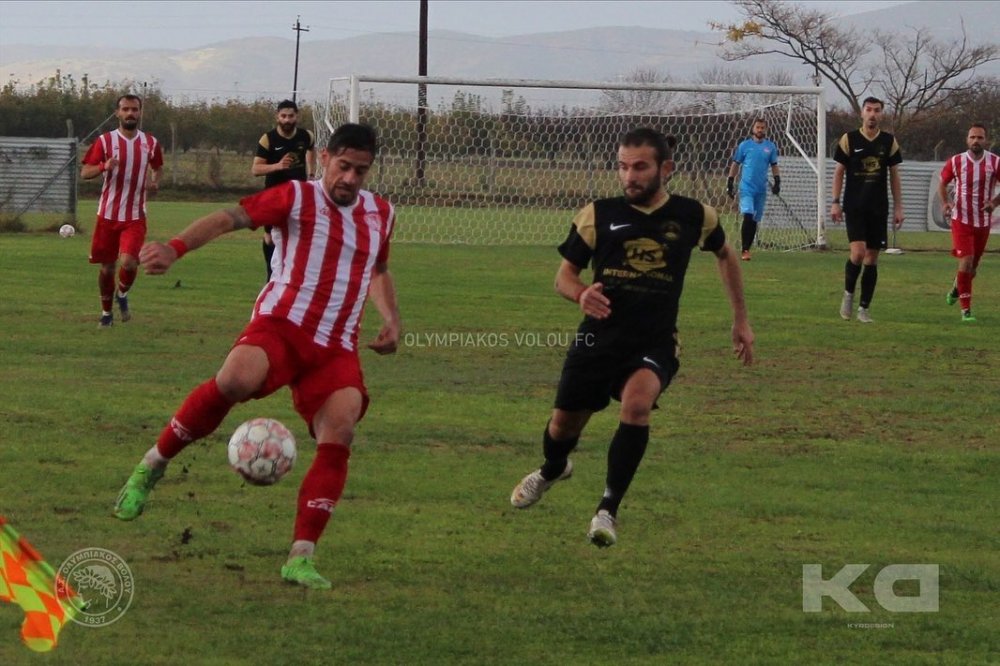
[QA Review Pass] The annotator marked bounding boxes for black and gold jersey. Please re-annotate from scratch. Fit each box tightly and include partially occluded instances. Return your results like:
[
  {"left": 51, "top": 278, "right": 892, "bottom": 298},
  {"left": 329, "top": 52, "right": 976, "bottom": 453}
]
[
  {"left": 833, "top": 129, "right": 902, "bottom": 213},
  {"left": 558, "top": 193, "right": 725, "bottom": 348},
  {"left": 256, "top": 127, "right": 315, "bottom": 188}
]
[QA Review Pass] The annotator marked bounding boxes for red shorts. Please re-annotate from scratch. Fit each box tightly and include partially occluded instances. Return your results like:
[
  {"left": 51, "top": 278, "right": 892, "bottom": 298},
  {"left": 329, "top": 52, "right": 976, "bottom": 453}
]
[
  {"left": 951, "top": 221, "right": 991, "bottom": 261},
  {"left": 234, "top": 316, "right": 369, "bottom": 432},
  {"left": 89, "top": 217, "right": 147, "bottom": 264}
]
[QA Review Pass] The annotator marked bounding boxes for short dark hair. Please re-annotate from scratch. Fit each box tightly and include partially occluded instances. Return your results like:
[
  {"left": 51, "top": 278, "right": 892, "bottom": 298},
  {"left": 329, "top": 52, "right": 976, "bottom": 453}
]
[
  {"left": 753, "top": 117, "right": 767, "bottom": 125},
  {"left": 327, "top": 123, "right": 378, "bottom": 156},
  {"left": 970, "top": 122, "right": 988, "bottom": 136},
  {"left": 620, "top": 127, "right": 677, "bottom": 164},
  {"left": 277, "top": 99, "right": 299, "bottom": 113},
  {"left": 117, "top": 94, "right": 142, "bottom": 110},
  {"left": 861, "top": 96, "right": 884, "bottom": 110}
]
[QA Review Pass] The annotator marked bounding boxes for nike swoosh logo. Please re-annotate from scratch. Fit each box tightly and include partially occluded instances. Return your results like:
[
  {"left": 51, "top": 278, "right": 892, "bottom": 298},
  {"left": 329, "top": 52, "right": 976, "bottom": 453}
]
[
  {"left": 609, "top": 223, "right": 631, "bottom": 231},
  {"left": 853, "top": 148, "right": 864, "bottom": 153},
  {"left": 642, "top": 356, "right": 661, "bottom": 369},
  {"left": 274, "top": 146, "right": 285, "bottom": 151}
]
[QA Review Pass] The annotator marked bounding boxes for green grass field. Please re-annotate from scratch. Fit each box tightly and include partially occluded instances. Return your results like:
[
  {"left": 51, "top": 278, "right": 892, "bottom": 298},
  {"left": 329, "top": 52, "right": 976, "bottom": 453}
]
[{"left": 1, "top": 201, "right": 997, "bottom": 664}]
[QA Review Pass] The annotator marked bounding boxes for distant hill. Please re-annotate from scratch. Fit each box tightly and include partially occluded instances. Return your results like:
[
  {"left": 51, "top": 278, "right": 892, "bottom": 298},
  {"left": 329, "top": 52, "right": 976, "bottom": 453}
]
[{"left": 1, "top": 1, "right": 996, "bottom": 104}]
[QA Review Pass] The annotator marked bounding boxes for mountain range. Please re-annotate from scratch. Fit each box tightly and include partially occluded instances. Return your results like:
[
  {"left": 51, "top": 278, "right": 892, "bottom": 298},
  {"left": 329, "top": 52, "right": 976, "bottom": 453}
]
[{"left": 2, "top": 1, "right": 996, "bottom": 104}]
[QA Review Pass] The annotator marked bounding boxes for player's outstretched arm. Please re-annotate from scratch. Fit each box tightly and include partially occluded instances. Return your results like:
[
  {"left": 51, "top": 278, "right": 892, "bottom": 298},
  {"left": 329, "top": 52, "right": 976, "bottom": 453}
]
[
  {"left": 139, "top": 206, "right": 252, "bottom": 275},
  {"left": 366, "top": 262, "right": 401, "bottom": 355},
  {"left": 714, "top": 243, "right": 754, "bottom": 366}
]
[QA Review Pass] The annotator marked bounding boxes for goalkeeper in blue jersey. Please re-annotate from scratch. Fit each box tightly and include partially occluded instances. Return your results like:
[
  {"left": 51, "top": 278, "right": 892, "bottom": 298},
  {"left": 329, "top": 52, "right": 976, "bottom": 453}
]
[{"left": 727, "top": 118, "right": 781, "bottom": 261}]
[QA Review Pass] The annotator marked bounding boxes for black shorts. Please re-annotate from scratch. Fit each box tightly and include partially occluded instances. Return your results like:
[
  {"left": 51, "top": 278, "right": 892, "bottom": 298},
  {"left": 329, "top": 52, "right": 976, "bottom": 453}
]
[
  {"left": 844, "top": 207, "right": 888, "bottom": 250},
  {"left": 553, "top": 342, "right": 679, "bottom": 413}
]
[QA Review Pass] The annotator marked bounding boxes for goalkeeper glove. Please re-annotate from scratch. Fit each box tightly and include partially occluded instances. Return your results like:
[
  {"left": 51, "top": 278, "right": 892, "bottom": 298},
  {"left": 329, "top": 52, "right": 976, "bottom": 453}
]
[
  {"left": 772, "top": 175, "right": 781, "bottom": 196},
  {"left": 726, "top": 177, "right": 734, "bottom": 199}
]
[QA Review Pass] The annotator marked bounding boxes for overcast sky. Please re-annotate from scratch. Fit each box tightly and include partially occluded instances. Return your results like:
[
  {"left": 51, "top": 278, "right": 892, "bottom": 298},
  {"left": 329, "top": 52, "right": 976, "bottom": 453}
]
[{"left": 0, "top": 0, "right": 912, "bottom": 51}]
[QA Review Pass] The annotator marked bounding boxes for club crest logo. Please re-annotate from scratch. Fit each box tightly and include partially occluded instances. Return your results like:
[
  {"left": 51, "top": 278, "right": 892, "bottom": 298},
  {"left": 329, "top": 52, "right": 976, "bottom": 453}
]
[{"left": 56, "top": 548, "right": 134, "bottom": 627}]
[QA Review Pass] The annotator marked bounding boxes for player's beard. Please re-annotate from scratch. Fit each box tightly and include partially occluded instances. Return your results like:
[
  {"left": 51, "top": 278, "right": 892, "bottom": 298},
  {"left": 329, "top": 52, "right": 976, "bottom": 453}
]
[
  {"left": 279, "top": 121, "right": 297, "bottom": 134},
  {"left": 329, "top": 183, "right": 357, "bottom": 206},
  {"left": 121, "top": 118, "right": 138, "bottom": 130},
  {"left": 754, "top": 131, "right": 765, "bottom": 140},
  {"left": 970, "top": 144, "right": 984, "bottom": 156},
  {"left": 622, "top": 178, "right": 660, "bottom": 205}
]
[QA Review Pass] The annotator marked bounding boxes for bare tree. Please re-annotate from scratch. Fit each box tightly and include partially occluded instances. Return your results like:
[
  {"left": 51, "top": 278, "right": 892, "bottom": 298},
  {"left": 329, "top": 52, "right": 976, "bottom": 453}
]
[
  {"left": 692, "top": 66, "right": 795, "bottom": 112},
  {"left": 599, "top": 68, "right": 678, "bottom": 114},
  {"left": 874, "top": 23, "right": 999, "bottom": 130},
  {"left": 711, "top": 0, "right": 873, "bottom": 114},
  {"left": 713, "top": 0, "right": 999, "bottom": 124}
]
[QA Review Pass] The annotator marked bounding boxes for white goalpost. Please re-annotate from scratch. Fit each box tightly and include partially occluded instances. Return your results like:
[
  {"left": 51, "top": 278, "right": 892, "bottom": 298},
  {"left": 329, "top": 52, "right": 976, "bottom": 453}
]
[{"left": 318, "top": 75, "right": 826, "bottom": 248}]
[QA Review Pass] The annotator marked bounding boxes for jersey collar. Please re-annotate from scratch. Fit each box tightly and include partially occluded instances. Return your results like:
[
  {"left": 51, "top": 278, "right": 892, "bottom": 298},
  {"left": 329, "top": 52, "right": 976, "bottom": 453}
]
[{"left": 629, "top": 188, "right": 669, "bottom": 214}]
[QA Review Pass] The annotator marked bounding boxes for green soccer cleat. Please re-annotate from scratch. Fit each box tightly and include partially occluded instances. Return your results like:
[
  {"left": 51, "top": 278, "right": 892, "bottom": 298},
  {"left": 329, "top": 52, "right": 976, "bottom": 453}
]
[
  {"left": 281, "top": 557, "right": 332, "bottom": 590},
  {"left": 962, "top": 309, "right": 977, "bottom": 323},
  {"left": 946, "top": 290, "right": 958, "bottom": 306},
  {"left": 113, "top": 463, "right": 164, "bottom": 521}
]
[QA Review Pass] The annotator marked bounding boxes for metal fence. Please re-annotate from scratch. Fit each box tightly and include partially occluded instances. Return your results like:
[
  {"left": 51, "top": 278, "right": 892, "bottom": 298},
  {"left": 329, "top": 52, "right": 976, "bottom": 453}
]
[{"left": 0, "top": 137, "right": 78, "bottom": 219}]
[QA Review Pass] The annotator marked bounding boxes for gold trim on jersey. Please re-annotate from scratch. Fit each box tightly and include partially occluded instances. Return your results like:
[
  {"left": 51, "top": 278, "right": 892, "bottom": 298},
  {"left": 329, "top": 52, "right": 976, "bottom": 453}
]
[
  {"left": 699, "top": 204, "right": 719, "bottom": 248},
  {"left": 571, "top": 203, "right": 597, "bottom": 249}
]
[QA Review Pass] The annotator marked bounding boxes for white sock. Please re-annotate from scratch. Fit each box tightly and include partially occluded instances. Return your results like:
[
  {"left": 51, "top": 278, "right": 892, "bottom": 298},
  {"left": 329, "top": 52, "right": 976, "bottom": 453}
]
[
  {"left": 142, "top": 446, "right": 169, "bottom": 470},
  {"left": 288, "top": 540, "right": 315, "bottom": 560}
]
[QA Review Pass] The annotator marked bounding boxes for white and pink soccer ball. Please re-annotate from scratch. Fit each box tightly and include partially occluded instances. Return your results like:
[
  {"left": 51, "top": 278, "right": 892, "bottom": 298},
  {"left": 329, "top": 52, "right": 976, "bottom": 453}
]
[{"left": 227, "top": 418, "right": 297, "bottom": 486}]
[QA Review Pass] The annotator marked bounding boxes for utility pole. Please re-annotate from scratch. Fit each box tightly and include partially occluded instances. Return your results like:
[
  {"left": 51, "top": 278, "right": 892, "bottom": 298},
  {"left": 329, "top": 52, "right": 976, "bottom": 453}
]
[
  {"left": 416, "top": 0, "right": 428, "bottom": 184},
  {"left": 292, "top": 15, "right": 310, "bottom": 103}
]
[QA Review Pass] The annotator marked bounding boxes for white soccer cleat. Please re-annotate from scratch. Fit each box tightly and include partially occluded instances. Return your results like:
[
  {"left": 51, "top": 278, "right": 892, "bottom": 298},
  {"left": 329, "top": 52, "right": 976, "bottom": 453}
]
[
  {"left": 588, "top": 510, "right": 617, "bottom": 548},
  {"left": 510, "top": 459, "right": 573, "bottom": 509},
  {"left": 856, "top": 306, "right": 873, "bottom": 324},
  {"left": 840, "top": 291, "right": 853, "bottom": 320}
]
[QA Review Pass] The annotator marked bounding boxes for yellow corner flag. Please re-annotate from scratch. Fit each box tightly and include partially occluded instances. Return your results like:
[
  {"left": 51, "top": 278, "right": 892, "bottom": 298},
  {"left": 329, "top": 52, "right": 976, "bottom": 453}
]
[{"left": 0, "top": 516, "right": 79, "bottom": 652}]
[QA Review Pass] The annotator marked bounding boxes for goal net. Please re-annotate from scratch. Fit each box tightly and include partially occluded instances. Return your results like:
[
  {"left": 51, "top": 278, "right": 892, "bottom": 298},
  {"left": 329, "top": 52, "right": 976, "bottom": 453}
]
[{"left": 317, "top": 76, "right": 826, "bottom": 248}]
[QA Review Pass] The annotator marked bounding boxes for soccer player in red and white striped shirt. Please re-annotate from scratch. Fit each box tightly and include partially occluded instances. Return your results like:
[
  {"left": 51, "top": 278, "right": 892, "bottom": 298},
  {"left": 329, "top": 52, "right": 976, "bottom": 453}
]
[
  {"left": 112, "top": 124, "right": 401, "bottom": 590},
  {"left": 938, "top": 124, "right": 1000, "bottom": 322},
  {"left": 80, "top": 94, "right": 163, "bottom": 327}
]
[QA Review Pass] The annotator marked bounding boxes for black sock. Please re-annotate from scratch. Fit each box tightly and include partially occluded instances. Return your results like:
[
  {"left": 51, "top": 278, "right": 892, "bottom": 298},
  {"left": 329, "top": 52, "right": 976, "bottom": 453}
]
[
  {"left": 860, "top": 264, "right": 878, "bottom": 308},
  {"left": 263, "top": 239, "right": 275, "bottom": 281},
  {"left": 844, "top": 260, "right": 862, "bottom": 293},
  {"left": 740, "top": 214, "right": 757, "bottom": 251},
  {"left": 596, "top": 422, "right": 649, "bottom": 517},
  {"left": 540, "top": 422, "right": 578, "bottom": 481}
]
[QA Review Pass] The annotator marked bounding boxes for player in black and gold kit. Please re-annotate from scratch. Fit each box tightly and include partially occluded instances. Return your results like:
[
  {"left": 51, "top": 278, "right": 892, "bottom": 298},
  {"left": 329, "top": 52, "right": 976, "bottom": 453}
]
[
  {"left": 831, "top": 96, "right": 904, "bottom": 323},
  {"left": 510, "top": 128, "right": 754, "bottom": 547},
  {"left": 251, "top": 99, "right": 315, "bottom": 280}
]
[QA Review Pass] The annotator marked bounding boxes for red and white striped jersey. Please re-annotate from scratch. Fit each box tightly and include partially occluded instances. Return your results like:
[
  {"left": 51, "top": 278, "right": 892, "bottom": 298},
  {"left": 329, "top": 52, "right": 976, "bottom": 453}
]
[
  {"left": 239, "top": 181, "right": 395, "bottom": 352},
  {"left": 940, "top": 151, "right": 999, "bottom": 228},
  {"left": 82, "top": 130, "right": 163, "bottom": 223}
]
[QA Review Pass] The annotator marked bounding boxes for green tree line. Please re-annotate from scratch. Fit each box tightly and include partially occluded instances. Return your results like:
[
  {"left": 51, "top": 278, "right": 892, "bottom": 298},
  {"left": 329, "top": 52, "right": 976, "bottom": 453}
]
[{"left": 0, "top": 71, "right": 313, "bottom": 154}]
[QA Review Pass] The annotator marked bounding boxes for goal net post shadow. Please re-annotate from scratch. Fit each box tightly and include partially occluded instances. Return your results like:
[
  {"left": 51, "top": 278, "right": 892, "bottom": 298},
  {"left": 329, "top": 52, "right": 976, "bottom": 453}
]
[{"left": 316, "top": 75, "right": 826, "bottom": 248}]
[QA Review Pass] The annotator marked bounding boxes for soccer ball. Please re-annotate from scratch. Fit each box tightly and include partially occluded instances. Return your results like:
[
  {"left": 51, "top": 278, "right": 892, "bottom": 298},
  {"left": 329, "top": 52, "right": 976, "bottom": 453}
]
[
  {"left": 58, "top": 224, "right": 75, "bottom": 238},
  {"left": 227, "top": 418, "right": 297, "bottom": 486}
]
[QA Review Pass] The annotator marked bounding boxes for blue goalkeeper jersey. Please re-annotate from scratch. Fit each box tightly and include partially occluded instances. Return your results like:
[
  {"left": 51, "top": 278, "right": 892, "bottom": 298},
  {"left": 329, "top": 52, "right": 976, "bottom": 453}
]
[{"left": 732, "top": 138, "right": 779, "bottom": 195}]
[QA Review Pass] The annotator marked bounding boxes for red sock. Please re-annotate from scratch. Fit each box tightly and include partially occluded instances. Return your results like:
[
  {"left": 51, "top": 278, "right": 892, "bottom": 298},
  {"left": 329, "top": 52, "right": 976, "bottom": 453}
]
[
  {"left": 117, "top": 265, "right": 137, "bottom": 295},
  {"left": 957, "top": 271, "right": 973, "bottom": 311},
  {"left": 155, "top": 378, "right": 235, "bottom": 459},
  {"left": 99, "top": 270, "right": 115, "bottom": 312},
  {"left": 293, "top": 443, "right": 351, "bottom": 544}
]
